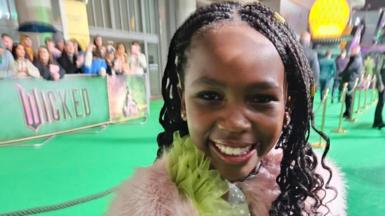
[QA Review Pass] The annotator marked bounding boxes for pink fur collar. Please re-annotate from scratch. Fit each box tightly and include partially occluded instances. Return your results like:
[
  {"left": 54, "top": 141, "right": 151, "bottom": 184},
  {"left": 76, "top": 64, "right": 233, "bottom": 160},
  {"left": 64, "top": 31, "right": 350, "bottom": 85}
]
[{"left": 107, "top": 149, "right": 346, "bottom": 216}]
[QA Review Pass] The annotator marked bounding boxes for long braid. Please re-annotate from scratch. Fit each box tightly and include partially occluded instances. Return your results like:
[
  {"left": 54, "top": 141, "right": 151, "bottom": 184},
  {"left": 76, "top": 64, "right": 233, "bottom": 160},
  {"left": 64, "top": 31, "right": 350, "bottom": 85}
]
[
  {"left": 239, "top": 4, "right": 317, "bottom": 214},
  {"left": 157, "top": 1, "right": 334, "bottom": 215},
  {"left": 239, "top": 4, "right": 332, "bottom": 215},
  {"left": 157, "top": 2, "right": 239, "bottom": 157}
]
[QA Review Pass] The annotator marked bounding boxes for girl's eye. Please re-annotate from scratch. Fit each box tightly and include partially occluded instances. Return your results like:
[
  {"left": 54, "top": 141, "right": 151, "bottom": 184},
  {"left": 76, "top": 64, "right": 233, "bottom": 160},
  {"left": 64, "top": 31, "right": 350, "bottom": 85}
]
[
  {"left": 196, "top": 91, "right": 223, "bottom": 101},
  {"left": 247, "top": 95, "right": 276, "bottom": 104}
]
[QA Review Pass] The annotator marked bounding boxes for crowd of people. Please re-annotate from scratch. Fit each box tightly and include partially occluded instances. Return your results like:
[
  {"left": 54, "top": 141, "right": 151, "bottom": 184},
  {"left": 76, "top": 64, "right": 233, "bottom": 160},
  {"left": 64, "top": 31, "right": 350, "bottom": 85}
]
[
  {"left": 300, "top": 31, "right": 384, "bottom": 129},
  {"left": 0, "top": 33, "right": 147, "bottom": 81}
]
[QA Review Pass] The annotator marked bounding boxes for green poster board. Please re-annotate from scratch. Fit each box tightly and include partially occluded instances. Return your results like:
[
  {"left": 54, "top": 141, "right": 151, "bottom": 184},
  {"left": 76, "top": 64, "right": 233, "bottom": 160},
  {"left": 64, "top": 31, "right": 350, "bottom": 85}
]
[{"left": 0, "top": 75, "right": 148, "bottom": 144}]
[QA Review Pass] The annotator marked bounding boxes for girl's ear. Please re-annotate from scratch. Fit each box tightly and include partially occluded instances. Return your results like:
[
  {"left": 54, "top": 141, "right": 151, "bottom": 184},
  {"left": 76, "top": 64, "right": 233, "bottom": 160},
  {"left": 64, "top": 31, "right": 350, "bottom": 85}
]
[
  {"left": 284, "top": 111, "right": 291, "bottom": 128},
  {"left": 178, "top": 87, "right": 187, "bottom": 121},
  {"left": 285, "top": 95, "right": 293, "bottom": 109},
  {"left": 284, "top": 96, "right": 292, "bottom": 128}
]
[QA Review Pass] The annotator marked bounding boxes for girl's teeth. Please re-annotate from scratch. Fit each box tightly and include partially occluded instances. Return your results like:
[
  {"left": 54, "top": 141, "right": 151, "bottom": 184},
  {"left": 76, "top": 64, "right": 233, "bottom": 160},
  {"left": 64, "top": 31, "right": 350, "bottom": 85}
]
[{"left": 214, "top": 142, "right": 252, "bottom": 156}]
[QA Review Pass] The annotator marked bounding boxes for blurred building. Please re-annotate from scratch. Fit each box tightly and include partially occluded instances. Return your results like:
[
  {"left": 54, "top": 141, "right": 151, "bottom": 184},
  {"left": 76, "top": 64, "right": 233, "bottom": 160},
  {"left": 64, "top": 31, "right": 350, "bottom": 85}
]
[{"left": 0, "top": 0, "right": 168, "bottom": 97}]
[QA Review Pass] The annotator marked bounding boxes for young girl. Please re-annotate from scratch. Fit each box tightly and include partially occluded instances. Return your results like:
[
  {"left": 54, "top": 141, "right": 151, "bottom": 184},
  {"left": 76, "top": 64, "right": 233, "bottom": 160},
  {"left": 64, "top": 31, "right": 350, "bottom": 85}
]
[
  {"left": 114, "top": 42, "right": 130, "bottom": 75},
  {"left": 93, "top": 35, "right": 106, "bottom": 58},
  {"left": 83, "top": 43, "right": 107, "bottom": 76},
  {"left": 108, "top": 2, "right": 345, "bottom": 215},
  {"left": 12, "top": 43, "right": 40, "bottom": 79},
  {"left": 128, "top": 41, "right": 147, "bottom": 75},
  {"left": 33, "top": 46, "right": 65, "bottom": 81}
]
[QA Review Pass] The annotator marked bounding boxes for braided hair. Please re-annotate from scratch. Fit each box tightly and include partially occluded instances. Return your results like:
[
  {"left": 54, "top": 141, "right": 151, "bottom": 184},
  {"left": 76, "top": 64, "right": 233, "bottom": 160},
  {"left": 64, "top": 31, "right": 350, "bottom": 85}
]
[{"left": 157, "top": 1, "right": 334, "bottom": 215}]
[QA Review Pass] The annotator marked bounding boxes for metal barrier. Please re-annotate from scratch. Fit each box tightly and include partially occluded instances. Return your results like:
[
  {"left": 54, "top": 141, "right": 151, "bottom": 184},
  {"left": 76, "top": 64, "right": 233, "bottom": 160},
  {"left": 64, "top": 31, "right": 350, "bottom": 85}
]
[
  {"left": 333, "top": 83, "right": 349, "bottom": 134},
  {"left": 312, "top": 88, "right": 329, "bottom": 148},
  {"left": 346, "top": 78, "right": 360, "bottom": 122},
  {"left": 371, "top": 76, "right": 377, "bottom": 105},
  {"left": 363, "top": 75, "right": 372, "bottom": 109}
]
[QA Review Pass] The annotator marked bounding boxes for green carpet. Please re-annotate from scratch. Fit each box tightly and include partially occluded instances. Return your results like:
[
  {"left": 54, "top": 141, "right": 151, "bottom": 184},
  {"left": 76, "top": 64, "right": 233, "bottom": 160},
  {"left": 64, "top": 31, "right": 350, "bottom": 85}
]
[
  {"left": 0, "top": 102, "right": 163, "bottom": 215},
  {"left": 0, "top": 90, "right": 384, "bottom": 215},
  {"left": 310, "top": 89, "right": 385, "bottom": 216}
]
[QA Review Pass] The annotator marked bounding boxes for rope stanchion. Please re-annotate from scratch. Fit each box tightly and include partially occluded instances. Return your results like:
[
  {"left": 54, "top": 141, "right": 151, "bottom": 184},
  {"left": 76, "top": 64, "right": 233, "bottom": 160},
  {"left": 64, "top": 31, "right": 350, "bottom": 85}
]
[
  {"left": 347, "top": 78, "right": 360, "bottom": 122},
  {"left": 312, "top": 88, "right": 329, "bottom": 148},
  {"left": 371, "top": 76, "right": 377, "bottom": 105},
  {"left": 0, "top": 136, "right": 56, "bottom": 149},
  {"left": 354, "top": 75, "right": 364, "bottom": 114},
  {"left": 333, "top": 83, "right": 348, "bottom": 134},
  {"left": 363, "top": 75, "right": 372, "bottom": 109},
  {"left": 0, "top": 187, "right": 116, "bottom": 216}
]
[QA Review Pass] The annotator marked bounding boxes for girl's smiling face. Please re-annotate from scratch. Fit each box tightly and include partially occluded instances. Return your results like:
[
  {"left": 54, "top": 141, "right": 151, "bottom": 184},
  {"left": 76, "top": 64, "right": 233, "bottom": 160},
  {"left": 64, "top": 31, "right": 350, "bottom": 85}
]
[
  {"left": 182, "top": 23, "right": 286, "bottom": 181},
  {"left": 38, "top": 47, "right": 50, "bottom": 64},
  {"left": 15, "top": 44, "right": 26, "bottom": 59}
]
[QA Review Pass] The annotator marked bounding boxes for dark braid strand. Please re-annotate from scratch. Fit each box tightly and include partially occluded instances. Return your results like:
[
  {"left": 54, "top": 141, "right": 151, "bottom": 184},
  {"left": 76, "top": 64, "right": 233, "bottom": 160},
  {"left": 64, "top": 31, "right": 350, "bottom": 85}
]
[{"left": 157, "top": 2, "right": 239, "bottom": 157}]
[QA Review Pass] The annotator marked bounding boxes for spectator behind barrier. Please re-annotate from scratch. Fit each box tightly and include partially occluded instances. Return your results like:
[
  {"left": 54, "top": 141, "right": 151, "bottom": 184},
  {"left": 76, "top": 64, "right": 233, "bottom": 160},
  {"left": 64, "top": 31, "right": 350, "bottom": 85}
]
[
  {"left": 57, "top": 40, "right": 84, "bottom": 74},
  {"left": 21, "top": 35, "right": 34, "bottom": 62},
  {"left": 83, "top": 43, "right": 107, "bottom": 76},
  {"left": 114, "top": 42, "right": 130, "bottom": 75},
  {"left": 53, "top": 32, "right": 65, "bottom": 54},
  {"left": 45, "top": 37, "right": 62, "bottom": 59},
  {"left": 1, "top": 33, "right": 14, "bottom": 51},
  {"left": 0, "top": 43, "right": 15, "bottom": 78},
  {"left": 71, "top": 38, "right": 84, "bottom": 56},
  {"left": 129, "top": 41, "right": 147, "bottom": 75},
  {"left": 34, "top": 46, "right": 65, "bottom": 81},
  {"left": 12, "top": 43, "right": 40, "bottom": 78},
  {"left": 105, "top": 46, "right": 115, "bottom": 75},
  {"left": 129, "top": 41, "right": 149, "bottom": 113},
  {"left": 93, "top": 35, "right": 106, "bottom": 58}
]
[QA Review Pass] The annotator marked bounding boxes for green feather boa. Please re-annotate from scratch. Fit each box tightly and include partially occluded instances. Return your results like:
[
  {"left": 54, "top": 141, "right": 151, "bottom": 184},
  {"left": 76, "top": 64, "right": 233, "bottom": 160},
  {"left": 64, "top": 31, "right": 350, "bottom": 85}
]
[{"left": 167, "top": 132, "right": 250, "bottom": 215}]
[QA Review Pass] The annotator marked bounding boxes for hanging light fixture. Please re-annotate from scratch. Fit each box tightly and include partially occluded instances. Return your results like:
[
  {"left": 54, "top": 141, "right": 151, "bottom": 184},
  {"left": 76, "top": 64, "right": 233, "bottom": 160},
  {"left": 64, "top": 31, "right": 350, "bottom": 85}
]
[{"left": 309, "top": 0, "right": 351, "bottom": 39}]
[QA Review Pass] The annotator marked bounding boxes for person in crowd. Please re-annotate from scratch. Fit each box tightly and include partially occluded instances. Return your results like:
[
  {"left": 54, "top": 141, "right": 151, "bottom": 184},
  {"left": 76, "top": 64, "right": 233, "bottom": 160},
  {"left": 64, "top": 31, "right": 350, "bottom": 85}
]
[
  {"left": 57, "top": 40, "right": 84, "bottom": 74},
  {"left": 1, "top": 33, "right": 13, "bottom": 51},
  {"left": 319, "top": 49, "right": 336, "bottom": 101},
  {"left": 21, "top": 35, "right": 34, "bottom": 61},
  {"left": 363, "top": 54, "right": 375, "bottom": 90},
  {"left": 105, "top": 46, "right": 116, "bottom": 75},
  {"left": 33, "top": 46, "right": 64, "bottom": 81},
  {"left": 53, "top": 32, "right": 65, "bottom": 54},
  {"left": 12, "top": 43, "right": 40, "bottom": 78},
  {"left": 45, "top": 38, "right": 62, "bottom": 59},
  {"left": 128, "top": 41, "right": 147, "bottom": 75},
  {"left": 129, "top": 41, "right": 150, "bottom": 113},
  {"left": 364, "top": 54, "right": 375, "bottom": 78},
  {"left": 106, "top": 41, "right": 115, "bottom": 55},
  {"left": 300, "top": 31, "right": 320, "bottom": 94},
  {"left": 114, "top": 42, "right": 130, "bottom": 75},
  {"left": 0, "top": 44, "right": 15, "bottom": 78},
  {"left": 332, "top": 49, "right": 348, "bottom": 103},
  {"left": 83, "top": 43, "right": 107, "bottom": 76},
  {"left": 340, "top": 45, "right": 363, "bottom": 121},
  {"left": 71, "top": 38, "right": 84, "bottom": 56},
  {"left": 56, "top": 39, "right": 65, "bottom": 54},
  {"left": 93, "top": 35, "right": 106, "bottom": 58},
  {"left": 108, "top": 2, "right": 346, "bottom": 215},
  {"left": 373, "top": 52, "right": 385, "bottom": 129}
]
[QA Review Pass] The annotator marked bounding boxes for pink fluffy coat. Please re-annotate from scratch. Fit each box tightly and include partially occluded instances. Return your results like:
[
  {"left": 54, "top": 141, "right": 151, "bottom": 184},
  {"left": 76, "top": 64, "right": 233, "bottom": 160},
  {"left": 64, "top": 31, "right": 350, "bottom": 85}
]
[{"left": 107, "top": 149, "right": 346, "bottom": 216}]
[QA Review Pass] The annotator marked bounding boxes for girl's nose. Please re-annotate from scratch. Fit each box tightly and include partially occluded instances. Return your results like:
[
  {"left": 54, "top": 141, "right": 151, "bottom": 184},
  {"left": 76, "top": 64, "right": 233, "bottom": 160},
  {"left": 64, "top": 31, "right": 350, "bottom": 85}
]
[{"left": 217, "top": 107, "right": 251, "bottom": 133}]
